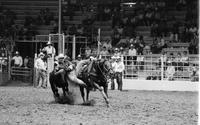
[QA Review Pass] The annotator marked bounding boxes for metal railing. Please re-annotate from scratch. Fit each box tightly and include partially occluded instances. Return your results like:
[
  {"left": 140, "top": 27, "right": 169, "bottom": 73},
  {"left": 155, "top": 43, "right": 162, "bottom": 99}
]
[{"left": 99, "top": 54, "right": 199, "bottom": 81}]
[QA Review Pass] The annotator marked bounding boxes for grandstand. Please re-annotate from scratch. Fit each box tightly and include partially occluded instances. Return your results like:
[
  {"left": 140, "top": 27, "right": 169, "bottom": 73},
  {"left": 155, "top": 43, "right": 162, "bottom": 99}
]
[{"left": 0, "top": 0, "right": 199, "bottom": 84}]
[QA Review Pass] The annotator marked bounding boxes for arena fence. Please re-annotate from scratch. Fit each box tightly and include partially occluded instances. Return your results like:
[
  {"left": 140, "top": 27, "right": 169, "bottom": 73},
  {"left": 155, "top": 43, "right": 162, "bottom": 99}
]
[
  {"left": 10, "top": 67, "right": 33, "bottom": 83},
  {"left": 100, "top": 54, "right": 199, "bottom": 81},
  {"left": 0, "top": 57, "right": 9, "bottom": 84},
  {"left": 32, "top": 54, "right": 198, "bottom": 86}
]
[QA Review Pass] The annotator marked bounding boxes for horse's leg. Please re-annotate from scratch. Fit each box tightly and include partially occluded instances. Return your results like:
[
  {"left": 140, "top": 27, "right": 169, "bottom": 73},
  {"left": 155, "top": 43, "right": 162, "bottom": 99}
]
[
  {"left": 86, "top": 88, "right": 90, "bottom": 101},
  {"left": 103, "top": 83, "right": 109, "bottom": 98},
  {"left": 80, "top": 86, "right": 85, "bottom": 102},
  {"left": 62, "top": 87, "right": 67, "bottom": 97},
  {"left": 49, "top": 73, "right": 60, "bottom": 101},
  {"left": 93, "top": 83, "right": 110, "bottom": 107}
]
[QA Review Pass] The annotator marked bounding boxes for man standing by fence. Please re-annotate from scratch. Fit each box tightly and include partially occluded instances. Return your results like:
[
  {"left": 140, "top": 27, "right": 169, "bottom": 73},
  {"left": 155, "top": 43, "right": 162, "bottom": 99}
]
[
  {"left": 43, "top": 41, "right": 56, "bottom": 58},
  {"left": 12, "top": 51, "right": 23, "bottom": 67},
  {"left": 34, "top": 52, "right": 47, "bottom": 88},
  {"left": 111, "top": 56, "right": 125, "bottom": 91}
]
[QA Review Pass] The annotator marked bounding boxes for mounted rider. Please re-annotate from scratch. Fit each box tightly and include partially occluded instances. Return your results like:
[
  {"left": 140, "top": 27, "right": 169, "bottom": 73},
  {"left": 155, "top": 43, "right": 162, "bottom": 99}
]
[
  {"left": 76, "top": 55, "right": 97, "bottom": 78},
  {"left": 53, "top": 53, "right": 86, "bottom": 87}
]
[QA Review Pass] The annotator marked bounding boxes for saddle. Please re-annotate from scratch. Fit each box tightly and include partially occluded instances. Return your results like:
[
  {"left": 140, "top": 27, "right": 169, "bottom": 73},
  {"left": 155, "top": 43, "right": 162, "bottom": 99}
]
[{"left": 77, "top": 61, "right": 94, "bottom": 79}]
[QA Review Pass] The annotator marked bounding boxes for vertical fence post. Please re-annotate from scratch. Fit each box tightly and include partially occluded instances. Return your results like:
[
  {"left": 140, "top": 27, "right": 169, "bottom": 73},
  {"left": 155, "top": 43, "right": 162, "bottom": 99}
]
[
  {"left": 8, "top": 56, "right": 11, "bottom": 80},
  {"left": 72, "top": 35, "right": 76, "bottom": 60},
  {"left": 33, "top": 53, "right": 37, "bottom": 87},
  {"left": 161, "top": 55, "right": 164, "bottom": 81}
]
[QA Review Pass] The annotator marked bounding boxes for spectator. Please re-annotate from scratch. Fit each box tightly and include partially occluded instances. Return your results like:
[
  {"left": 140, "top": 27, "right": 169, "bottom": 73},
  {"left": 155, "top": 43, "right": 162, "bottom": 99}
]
[
  {"left": 117, "top": 36, "right": 129, "bottom": 48},
  {"left": 143, "top": 45, "right": 152, "bottom": 55},
  {"left": 136, "top": 52, "right": 144, "bottom": 70},
  {"left": 190, "top": 63, "right": 199, "bottom": 82},
  {"left": 77, "top": 24, "right": 84, "bottom": 35},
  {"left": 130, "top": 16, "right": 137, "bottom": 28},
  {"left": 44, "top": 8, "right": 54, "bottom": 25},
  {"left": 150, "top": 39, "right": 159, "bottom": 54},
  {"left": 111, "top": 8, "right": 120, "bottom": 28},
  {"left": 85, "top": 46, "right": 92, "bottom": 59},
  {"left": 159, "top": 51, "right": 168, "bottom": 70},
  {"left": 74, "top": 54, "right": 82, "bottom": 66},
  {"left": 110, "top": 56, "right": 117, "bottom": 90},
  {"left": 167, "top": 53, "right": 175, "bottom": 66},
  {"left": 104, "top": 7, "right": 111, "bottom": 21},
  {"left": 158, "top": 37, "right": 168, "bottom": 52},
  {"left": 69, "top": 24, "right": 77, "bottom": 35},
  {"left": 174, "top": 52, "right": 183, "bottom": 71},
  {"left": 100, "top": 46, "right": 109, "bottom": 56},
  {"left": 166, "top": 61, "right": 175, "bottom": 81},
  {"left": 113, "top": 48, "right": 122, "bottom": 59},
  {"left": 112, "top": 56, "right": 125, "bottom": 91},
  {"left": 27, "top": 57, "right": 34, "bottom": 68},
  {"left": 119, "top": 47, "right": 126, "bottom": 55},
  {"left": 102, "top": 38, "right": 112, "bottom": 52},
  {"left": 43, "top": 41, "right": 56, "bottom": 58},
  {"left": 144, "top": 9, "right": 153, "bottom": 26},
  {"left": 180, "top": 51, "right": 189, "bottom": 67},
  {"left": 128, "top": 44, "right": 137, "bottom": 65},
  {"left": 151, "top": 21, "right": 159, "bottom": 37},
  {"left": 112, "top": 26, "right": 121, "bottom": 46},
  {"left": 37, "top": 9, "right": 45, "bottom": 25},
  {"left": 135, "top": 36, "right": 145, "bottom": 55},
  {"left": 12, "top": 51, "right": 23, "bottom": 67},
  {"left": 117, "top": 25, "right": 123, "bottom": 35},
  {"left": 189, "top": 39, "right": 198, "bottom": 54},
  {"left": 24, "top": 56, "right": 29, "bottom": 68},
  {"left": 34, "top": 52, "right": 47, "bottom": 88}
]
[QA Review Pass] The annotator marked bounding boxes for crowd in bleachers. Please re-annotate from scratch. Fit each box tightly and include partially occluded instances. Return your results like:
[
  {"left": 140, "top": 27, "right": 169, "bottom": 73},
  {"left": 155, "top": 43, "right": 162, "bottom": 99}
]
[
  {"left": 0, "top": 0, "right": 198, "bottom": 56},
  {"left": 0, "top": 6, "right": 16, "bottom": 38}
]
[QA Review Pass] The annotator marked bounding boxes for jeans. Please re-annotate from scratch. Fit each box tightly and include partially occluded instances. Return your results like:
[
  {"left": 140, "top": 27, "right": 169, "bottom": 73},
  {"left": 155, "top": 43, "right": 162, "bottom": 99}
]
[
  {"left": 111, "top": 72, "right": 123, "bottom": 91},
  {"left": 36, "top": 69, "right": 47, "bottom": 87}
]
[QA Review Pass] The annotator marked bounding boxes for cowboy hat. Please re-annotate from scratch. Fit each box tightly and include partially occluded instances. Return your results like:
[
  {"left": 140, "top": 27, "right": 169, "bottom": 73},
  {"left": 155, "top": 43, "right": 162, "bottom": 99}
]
[
  {"left": 15, "top": 51, "right": 19, "bottom": 54},
  {"left": 39, "top": 52, "right": 44, "bottom": 57},
  {"left": 77, "top": 54, "right": 81, "bottom": 58},
  {"left": 47, "top": 41, "right": 52, "bottom": 45},
  {"left": 114, "top": 48, "right": 119, "bottom": 51},
  {"left": 116, "top": 56, "right": 121, "bottom": 59},
  {"left": 111, "top": 56, "right": 116, "bottom": 59},
  {"left": 58, "top": 53, "right": 64, "bottom": 59}
]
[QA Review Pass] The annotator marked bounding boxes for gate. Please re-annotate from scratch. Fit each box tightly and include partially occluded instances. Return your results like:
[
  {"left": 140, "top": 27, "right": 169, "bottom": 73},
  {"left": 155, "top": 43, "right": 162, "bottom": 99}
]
[{"left": 0, "top": 56, "right": 9, "bottom": 85}]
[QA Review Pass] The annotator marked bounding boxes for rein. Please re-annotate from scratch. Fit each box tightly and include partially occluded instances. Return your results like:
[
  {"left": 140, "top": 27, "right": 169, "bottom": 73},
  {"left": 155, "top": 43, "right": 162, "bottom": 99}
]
[{"left": 96, "top": 60, "right": 111, "bottom": 81}]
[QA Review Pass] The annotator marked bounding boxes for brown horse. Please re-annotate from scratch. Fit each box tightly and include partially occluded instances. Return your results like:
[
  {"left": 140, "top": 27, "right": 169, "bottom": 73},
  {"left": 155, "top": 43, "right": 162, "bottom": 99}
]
[{"left": 76, "top": 59, "right": 114, "bottom": 107}]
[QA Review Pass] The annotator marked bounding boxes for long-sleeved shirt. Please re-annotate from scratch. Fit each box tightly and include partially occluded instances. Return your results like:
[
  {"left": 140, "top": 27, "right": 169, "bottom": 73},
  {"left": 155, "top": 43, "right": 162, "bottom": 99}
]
[
  {"left": 12, "top": 56, "right": 23, "bottom": 66},
  {"left": 43, "top": 46, "right": 56, "bottom": 56},
  {"left": 128, "top": 48, "right": 137, "bottom": 56},
  {"left": 166, "top": 66, "right": 175, "bottom": 76},
  {"left": 112, "top": 61, "right": 125, "bottom": 73},
  {"left": 35, "top": 58, "right": 47, "bottom": 71}
]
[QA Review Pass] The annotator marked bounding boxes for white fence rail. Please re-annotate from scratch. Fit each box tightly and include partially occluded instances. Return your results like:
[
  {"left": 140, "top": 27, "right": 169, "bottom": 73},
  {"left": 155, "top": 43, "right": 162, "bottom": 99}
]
[{"left": 100, "top": 54, "right": 199, "bottom": 81}]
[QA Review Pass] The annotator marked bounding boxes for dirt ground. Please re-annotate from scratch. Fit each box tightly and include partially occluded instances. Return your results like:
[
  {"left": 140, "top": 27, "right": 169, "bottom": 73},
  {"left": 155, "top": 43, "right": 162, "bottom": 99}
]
[{"left": 0, "top": 86, "right": 198, "bottom": 125}]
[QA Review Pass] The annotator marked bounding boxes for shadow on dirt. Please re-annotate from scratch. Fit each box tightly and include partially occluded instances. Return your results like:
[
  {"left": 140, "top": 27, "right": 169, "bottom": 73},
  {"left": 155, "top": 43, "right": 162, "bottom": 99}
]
[
  {"left": 0, "top": 80, "right": 32, "bottom": 87},
  {"left": 51, "top": 94, "right": 96, "bottom": 106}
]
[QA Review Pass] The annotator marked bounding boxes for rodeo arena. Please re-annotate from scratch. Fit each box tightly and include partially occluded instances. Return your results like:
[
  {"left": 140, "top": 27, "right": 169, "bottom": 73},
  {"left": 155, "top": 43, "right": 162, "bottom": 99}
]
[{"left": 0, "top": 0, "right": 199, "bottom": 124}]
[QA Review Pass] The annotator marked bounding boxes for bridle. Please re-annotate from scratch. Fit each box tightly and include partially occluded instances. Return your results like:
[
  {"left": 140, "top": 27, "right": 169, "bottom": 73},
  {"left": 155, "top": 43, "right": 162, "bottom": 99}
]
[{"left": 97, "top": 59, "right": 113, "bottom": 81}]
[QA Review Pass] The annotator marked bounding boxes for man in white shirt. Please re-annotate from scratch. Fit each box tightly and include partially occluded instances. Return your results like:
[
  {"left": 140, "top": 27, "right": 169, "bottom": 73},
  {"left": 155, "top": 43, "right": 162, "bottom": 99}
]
[
  {"left": 110, "top": 56, "right": 117, "bottom": 90},
  {"left": 43, "top": 41, "right": 56, "bottom": 58},
  {"left": 128, "top": 44, "right": 137, "bottom": 65},
  {"left": 100, "top": 46, "right": 109, "bottom": 56},
  {"left": 12, "top": 51, "right": 23, "bottom": 67},
  {"left": 35, "top": 52, "right": 47, "bottom": 88},
  {"left": 136, "top": 52, "right": 144, "bottom": 70},
  {"left": 166, "top": 61, "right": 175, "bottom": 81},
  {"left": 112, "top": 56, "right": 125, "bottom": 91}
]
